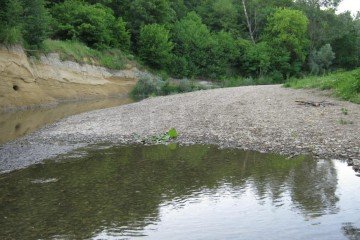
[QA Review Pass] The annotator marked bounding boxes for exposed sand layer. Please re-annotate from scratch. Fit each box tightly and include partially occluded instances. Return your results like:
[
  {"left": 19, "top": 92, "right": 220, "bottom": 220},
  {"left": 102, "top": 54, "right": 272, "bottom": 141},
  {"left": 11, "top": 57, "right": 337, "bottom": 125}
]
[{"left": 0, "top": 45, "right": 140, "bottom": 111}]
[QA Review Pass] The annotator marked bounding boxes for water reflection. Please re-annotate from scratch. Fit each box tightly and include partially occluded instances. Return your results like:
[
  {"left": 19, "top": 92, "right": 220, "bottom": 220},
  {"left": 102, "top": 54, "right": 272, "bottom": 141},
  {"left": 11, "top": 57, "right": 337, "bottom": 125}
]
[
  {"left": 0, "top": 96, "right": 132, "bottom": 144},
  {"left": 0, "top": 145, "right": 358, "bottom": 239},
  {"left": 342, "top": 223, "right": 360, "bottom": 240}
]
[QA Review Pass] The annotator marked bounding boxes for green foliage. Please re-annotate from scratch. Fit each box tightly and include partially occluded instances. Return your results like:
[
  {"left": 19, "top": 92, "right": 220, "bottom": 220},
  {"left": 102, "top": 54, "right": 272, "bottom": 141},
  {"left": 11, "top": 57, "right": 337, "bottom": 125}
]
[
  {"left": 309, "top": 44, "right": 335, "bottom": 75},
  {"left": 143, "top": 128, "right": 179, "bottom": 144},
  {"left": 207, "top": 31, "right": 240, "bottom": 78},
  {"left": 285, "top": 68, "right": 360, "bottom": 103},
  {"left": 22, "top": 0, "right": 50, "bottom": 47},
  {"left": 112, "top": 18, "right": 131, "bottom": 51},
  {"left": 264, "top": 8, "right": 310, "bottom": 78},
  {"left": 198, "top": 0, "right": 238, "bottom": 33},
  {"left": 51, "top": 0, "right": 128, "bottom": 49},
  {"left": 171, "top": 12, "right": 213, "bottom": 77},
  {"left": 239, "top": 40, "right": 271, "bottom": 77},
  {"left": 170, "top": 11, "right": 239, "bottom": 78},
  {"left": 338, "top": 118, "right": 353, "bottom": 125},
  {"left": 130, "top": 76, "right": 210, "bottom": 100},
  {"left": 42, "top": 39, "right": 126, "bottom": 69},
  {"left": 221, "top": 75, "right": 274, "bottom": 87},
  {"left": 130, "top": 76, "right": 163, "bottom": 100},
  {"left": 0, "top": 0, "right": 50, "bottom": 47},
  {"left": 0, "top": 0, "right": 359, "bottom": 82},
  {"left": 126, "top": 0, "right": 175, "bottom": 38},
  {"left": 0, "top": 26, "right": 23, "bottom": 45},
  {"left": 138, "top": 24, "right": 173, "bottom": 69},
  {"left": 341, "top": 108, "right": 348, "bottom": 115}
]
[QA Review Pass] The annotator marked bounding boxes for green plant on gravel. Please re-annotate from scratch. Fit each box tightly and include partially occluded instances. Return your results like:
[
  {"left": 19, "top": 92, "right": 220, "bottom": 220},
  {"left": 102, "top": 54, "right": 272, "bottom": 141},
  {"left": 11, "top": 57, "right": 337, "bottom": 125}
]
[
  {"left": 338, "top": 119, "right": 353, "bottom": 125},
  {"left": 341, "top": 108, "right": 348, "bottom": 115},
  {"left": 143, "top": 128, "right": 179, "bottom": 144}
]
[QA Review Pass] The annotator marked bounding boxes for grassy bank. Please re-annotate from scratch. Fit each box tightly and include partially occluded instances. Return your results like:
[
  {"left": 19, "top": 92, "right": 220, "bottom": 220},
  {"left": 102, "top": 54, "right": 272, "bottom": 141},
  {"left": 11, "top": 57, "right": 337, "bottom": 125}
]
[
  {"left": 41, "top": 39, "right": 130, "bottom": 70},
  {"left": 284, "top": 69, "right": 360, "bottom": 103}
]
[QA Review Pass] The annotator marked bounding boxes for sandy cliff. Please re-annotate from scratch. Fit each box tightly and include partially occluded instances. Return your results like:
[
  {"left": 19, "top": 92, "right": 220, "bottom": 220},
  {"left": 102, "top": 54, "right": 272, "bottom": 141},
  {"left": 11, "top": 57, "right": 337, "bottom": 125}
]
[{"left": 0, "top": 45, "right": 140, "bottom": 111}]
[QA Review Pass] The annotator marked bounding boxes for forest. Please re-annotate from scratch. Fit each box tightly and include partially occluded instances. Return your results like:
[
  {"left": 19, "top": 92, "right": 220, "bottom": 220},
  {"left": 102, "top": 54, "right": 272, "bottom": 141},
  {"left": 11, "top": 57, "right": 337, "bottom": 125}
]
[{"left": 0, "top": 0, "right": 359, "bottom": 83}]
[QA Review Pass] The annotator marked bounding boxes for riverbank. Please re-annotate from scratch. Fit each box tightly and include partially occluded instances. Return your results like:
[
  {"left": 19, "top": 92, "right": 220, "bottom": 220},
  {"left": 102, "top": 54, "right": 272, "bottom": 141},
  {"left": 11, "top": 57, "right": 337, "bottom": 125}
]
[
  {"left": 0, "top": 85, "right": 359, "bottom": 173},
  {"left": 0, "top": 45, "right": 142, "bottom": 111}
]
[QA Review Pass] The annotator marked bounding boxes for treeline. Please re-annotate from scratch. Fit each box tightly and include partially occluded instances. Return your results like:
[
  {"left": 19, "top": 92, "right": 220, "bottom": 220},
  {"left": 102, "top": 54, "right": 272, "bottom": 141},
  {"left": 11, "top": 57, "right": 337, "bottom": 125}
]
[{"left": 0, "top": 0, "right": 359, "bottom": 82}]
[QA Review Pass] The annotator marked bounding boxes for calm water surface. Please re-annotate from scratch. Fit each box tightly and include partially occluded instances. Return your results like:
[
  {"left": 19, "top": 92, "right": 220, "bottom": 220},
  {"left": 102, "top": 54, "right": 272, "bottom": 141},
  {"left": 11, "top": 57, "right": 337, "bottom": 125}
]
[
  {"left": 0, "top": 145, "right": 359, "bottom": 239},
  {"left": 0, "top": 97, "right": 132, "bottom": 144}
]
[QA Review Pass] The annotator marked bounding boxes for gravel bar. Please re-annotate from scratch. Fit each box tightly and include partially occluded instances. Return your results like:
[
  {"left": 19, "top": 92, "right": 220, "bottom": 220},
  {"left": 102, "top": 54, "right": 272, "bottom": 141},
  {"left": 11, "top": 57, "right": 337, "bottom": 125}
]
[{"left": 0, "top": 85, "right": 359, "bottom": 173}]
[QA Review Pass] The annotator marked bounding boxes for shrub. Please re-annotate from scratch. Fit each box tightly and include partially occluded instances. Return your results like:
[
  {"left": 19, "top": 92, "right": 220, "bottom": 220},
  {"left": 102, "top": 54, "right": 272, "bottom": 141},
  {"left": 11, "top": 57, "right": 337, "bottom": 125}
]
[
  {"left": 22, "top": 0, "right": 50, "bottom": 47},
  {"left": 264, "top": 8, "right": 309, "bottom": 78},
  {"left": 130, "top": 76, "right": 162, "bottom": 100},
  {"left": 309, "top": 44, "right": 335, "bottom": 75},
  {"left": 0, "top": 0, "right": 23, "bottom": 45},
  {"left": 51, "top": 0, "right": 127, "bottom": 49},
  {"left": 138, "top": 24, "right": 173, "bottom": 69}
]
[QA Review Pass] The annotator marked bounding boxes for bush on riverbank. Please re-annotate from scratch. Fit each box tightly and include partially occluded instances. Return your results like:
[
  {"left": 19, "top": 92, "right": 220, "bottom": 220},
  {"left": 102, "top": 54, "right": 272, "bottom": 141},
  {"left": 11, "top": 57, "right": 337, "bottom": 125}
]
[
  {"left": 284, "top": 68, "right": 360, "bottom": 103},
  {"left": 130, "top": 76, "right": 210, "bottom": 100}
]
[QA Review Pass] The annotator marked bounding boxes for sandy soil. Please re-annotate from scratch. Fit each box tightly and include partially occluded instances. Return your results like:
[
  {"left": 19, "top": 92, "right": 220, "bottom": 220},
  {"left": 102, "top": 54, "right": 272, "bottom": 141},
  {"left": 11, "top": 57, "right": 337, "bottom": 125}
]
[{"left": 0, "top": 85, "right": 359, "bottom": 173}]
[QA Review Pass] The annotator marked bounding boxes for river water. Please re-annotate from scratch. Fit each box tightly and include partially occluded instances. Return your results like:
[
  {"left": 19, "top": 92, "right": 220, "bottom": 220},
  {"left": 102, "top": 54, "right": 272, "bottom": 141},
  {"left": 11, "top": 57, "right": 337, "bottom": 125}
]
[
  {"left": 0, "top": 144, "right": 359, "bottom": 239},
  {"left": 0, "top": 97, "right": 133, "bottom": 145}
]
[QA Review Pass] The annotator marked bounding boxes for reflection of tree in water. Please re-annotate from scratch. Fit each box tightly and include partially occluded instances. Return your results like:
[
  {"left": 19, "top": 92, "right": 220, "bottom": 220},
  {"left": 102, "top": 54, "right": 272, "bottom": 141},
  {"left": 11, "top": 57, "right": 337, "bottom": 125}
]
[
  {"left": 342, "top": 223, "right": 360, "bottom": 240},
  {"left": 290, "top": 159, "right": 339, "bottom": 218},
  {"left": 0, "top": 144, "right": 339, "bottom": 239}
]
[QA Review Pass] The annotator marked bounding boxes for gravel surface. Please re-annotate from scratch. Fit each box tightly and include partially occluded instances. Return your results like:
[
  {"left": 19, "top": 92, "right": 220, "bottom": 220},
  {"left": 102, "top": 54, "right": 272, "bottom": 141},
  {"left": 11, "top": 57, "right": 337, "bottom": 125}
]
[{"left": 0, "top": 85, "right": 359, "bottom": 173}]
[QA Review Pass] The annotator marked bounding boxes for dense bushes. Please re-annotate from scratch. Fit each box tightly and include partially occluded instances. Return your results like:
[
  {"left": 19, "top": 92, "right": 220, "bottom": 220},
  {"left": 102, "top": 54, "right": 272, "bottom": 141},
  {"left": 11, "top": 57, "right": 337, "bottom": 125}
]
[
  {"left": 51, "top": 0, "right": 130, "bottom": 50},
  {"left": 131, "top": 76, "right": 210, "bottom": 100},
  {"left": 138, "top": 24, "right": 173, "bottom": 69},
  {"left": 0, "top": 0, "right": 49, "bottom": 47},
  {"left": 0, "top": 0, "right": 359, "bottom": 86},
  {"left": 309, "top": 44, "right": 335, "bottom": 75}
]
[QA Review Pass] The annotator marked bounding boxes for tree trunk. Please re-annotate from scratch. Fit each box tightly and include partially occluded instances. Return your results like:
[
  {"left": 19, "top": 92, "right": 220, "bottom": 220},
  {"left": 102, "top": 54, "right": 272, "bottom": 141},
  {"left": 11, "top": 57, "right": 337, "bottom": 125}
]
[{"left": 242, "top": 0, "right": 255, "bottom": 44}]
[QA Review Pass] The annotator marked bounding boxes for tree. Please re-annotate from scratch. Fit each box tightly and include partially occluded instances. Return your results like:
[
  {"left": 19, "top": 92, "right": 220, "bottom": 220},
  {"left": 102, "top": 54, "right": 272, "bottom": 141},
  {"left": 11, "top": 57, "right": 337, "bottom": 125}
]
[
  {"left": 239, "top": 40, "right": 271, "bottom": 77},
  {"left": 51, "top": 0, "right": 123, "bottom": 49},
  {"left": 0, "top": 0, "right": 23, "bottom": 44},
  {"left": 264, "top": 8, "right": 309, "bottom": 78},
  {"left": 138, "top": 24, "right": 173, "bottom": 69},
  {"left": 309, "top": 43, "right": 335, "bottom": 74},
  {"left": 207, "top": 31, "right": 240, "bottom": 78},
  {"left": 22, "top": 0, "right": 50, "bottom": 47},
  {"left": 197, "top": 0, "right": 238, "bottom": 33},
  {"left": 112, "top": 17, "right": 131, "bottom": 51},
  {"left": 171, "top": 12, "right": 213, "bottom": 77},
  {"left": 126, "top": 0, "right": 175, "bottom": 39},
  {"left": 331, "top": 12, "right": 360, "bottom": 69}
]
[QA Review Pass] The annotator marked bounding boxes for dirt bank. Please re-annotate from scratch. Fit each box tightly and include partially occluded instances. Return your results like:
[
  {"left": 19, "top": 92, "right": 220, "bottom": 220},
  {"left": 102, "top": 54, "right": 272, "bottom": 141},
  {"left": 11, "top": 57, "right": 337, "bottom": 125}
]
[
  {"left": 0, "top": 85, "right": 359, "bottom": 173},
  {"left": 0, "top": 45, "right": 141, "bottom": 111}
]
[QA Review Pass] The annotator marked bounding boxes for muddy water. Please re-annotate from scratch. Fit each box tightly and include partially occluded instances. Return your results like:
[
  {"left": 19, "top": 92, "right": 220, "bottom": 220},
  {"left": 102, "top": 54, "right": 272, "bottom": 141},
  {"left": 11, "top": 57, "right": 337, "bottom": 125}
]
[
  {"left": 0, "top": 144, "right": 359, "bottom": 240},
  {"left": 0, "top": 97, "right": 132, "bottom": 145}
]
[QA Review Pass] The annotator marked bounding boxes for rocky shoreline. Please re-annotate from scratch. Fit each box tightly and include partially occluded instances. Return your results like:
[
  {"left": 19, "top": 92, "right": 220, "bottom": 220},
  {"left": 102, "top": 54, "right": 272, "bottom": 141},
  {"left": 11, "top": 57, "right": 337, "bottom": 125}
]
[{"left": 0, "top": 85, "right": 359, "bottom": 173}]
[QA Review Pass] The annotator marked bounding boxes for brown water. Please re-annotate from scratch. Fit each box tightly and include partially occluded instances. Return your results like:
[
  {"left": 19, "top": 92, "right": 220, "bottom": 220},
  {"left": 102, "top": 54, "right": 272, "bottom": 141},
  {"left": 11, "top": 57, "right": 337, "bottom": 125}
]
[
  {"left": 0, "top": 144, "right": 359, "bottom": 240},
  {"left": 0, "top": 97, "right": 132, "bottom": 145}
]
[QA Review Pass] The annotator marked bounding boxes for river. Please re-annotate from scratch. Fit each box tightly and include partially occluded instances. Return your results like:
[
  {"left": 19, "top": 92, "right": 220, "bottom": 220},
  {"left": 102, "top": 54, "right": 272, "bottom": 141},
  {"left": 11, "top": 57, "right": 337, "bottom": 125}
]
[{"left": 0, "top": 144, "right": 359, "bottom": 239}]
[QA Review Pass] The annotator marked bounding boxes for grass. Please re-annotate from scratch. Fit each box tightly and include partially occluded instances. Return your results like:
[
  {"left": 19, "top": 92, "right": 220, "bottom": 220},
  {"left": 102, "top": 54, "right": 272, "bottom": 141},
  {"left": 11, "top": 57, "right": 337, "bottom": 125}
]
[
  {"left": 41, "top": 39, "right": 128, "bottom": 70},
  {"left": 284, "top": 68, "right": 360, "bottom": 103},
  {"left": 220, "top": 75, "right": 275, "bottom": 87}
]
